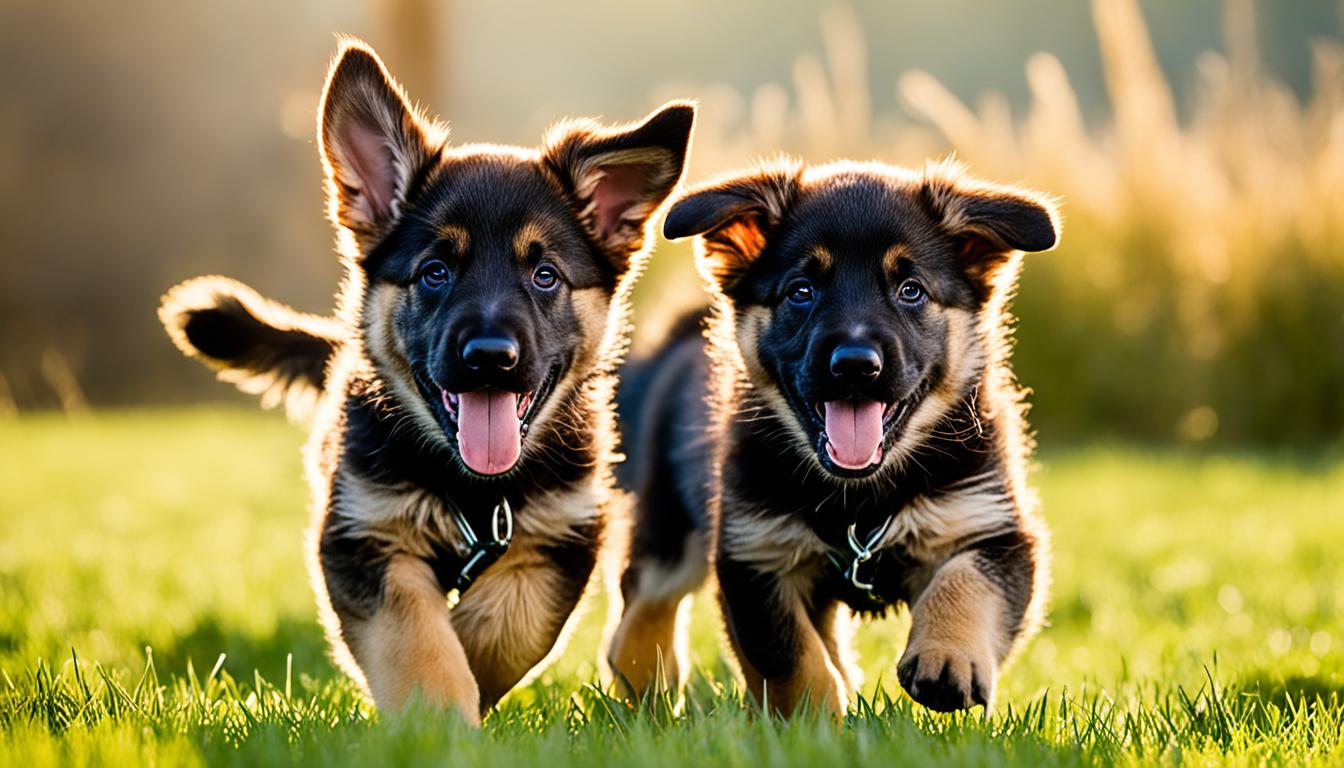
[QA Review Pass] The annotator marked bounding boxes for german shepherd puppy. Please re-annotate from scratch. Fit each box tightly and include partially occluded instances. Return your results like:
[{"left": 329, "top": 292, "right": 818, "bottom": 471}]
[
  {"left": 158, "top": 41, "right": 694, "bottom": 724},
  {"left": 607, "top": 158, "right": 1058, "bottom": 716}
]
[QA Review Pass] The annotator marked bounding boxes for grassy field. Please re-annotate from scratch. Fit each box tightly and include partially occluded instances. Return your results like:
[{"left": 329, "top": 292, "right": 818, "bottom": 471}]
[{"left": 0, "top": 409, "right": 1341, "bottom": 765}]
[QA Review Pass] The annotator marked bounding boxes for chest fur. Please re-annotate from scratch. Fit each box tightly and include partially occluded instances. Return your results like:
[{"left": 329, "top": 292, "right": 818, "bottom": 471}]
[
  {"left": 329, "top": 471, "right": 601, "bottom": 561},
  {"left": 720, "top": 476, "right": 1020, "bottom": 590}
]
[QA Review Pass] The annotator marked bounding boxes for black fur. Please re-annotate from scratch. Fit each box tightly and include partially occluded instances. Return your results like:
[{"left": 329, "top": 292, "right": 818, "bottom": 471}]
[
  {"left": 159, "top": 40, "right": 694, "bottom": 720},
  {"left": 612, "top": 159, "right": 1058, "bottom": 715},
  {"left": 182, "top": 302, "right": 331, "bottom": 380},
  {"left": 615, "top": 309, "right": 713, "bottom": 570},
  {"left": 159, "top": 277, "right": 341, "bottom": 416}
]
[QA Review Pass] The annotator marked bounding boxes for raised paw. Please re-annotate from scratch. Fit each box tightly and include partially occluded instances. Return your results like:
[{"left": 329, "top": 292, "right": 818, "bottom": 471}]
[{"left": 897, "top": 644, "right": 996, "bottom": 713}]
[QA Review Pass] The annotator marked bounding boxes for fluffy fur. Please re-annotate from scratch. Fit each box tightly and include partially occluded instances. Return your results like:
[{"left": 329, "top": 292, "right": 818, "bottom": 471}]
[
  {"left": 159, "top": 40, "right": 694, "bottom": 723},
  {"left": 608, "top": 157, "right": 1058, "bottom": 717}
]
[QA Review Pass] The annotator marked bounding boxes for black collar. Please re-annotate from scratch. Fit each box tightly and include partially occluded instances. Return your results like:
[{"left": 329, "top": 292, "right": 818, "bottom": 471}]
[
  {"left": 446, "top": 496, "right": 514, "bottom": 599},
  {"left": 824, "top": 514, "right": 894, "bottom": 609}
]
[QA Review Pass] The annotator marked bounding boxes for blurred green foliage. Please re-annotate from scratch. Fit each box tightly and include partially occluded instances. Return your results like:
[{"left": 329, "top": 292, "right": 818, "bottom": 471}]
[{"left": 1, "top": 0, "right": 1340, "bottom": 444}]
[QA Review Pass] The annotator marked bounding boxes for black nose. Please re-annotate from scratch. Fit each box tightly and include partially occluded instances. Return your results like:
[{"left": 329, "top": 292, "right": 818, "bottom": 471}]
[
  {"left": 830, "top": 344, "right": 882, "bottom": 384},
  {"left": 461, "top": 336, "right": 519, "bottom": 372}
]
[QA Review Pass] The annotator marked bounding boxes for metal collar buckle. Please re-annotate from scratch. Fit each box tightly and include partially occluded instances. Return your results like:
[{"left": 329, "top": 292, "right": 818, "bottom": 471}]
[
  {"left": 448, "top": 497, "right": 514, "bottom": 596},
  {"left": 829, "top": 515, "right": 893, "bottom": 595}
]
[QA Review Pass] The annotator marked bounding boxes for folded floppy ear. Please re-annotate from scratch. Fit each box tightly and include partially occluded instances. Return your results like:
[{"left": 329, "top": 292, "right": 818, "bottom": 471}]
[
  {"left": 919, "top": 161, "right": 1060, "bottom": 279},
  {"left": 319, "top": 40, "right": 440, "bottom": 250},
  {"left": 663, "top": 160, "right": 801, "bottom": 289},
  {"left": 545, "top": 101, "right": 696, "bottom": 272}
]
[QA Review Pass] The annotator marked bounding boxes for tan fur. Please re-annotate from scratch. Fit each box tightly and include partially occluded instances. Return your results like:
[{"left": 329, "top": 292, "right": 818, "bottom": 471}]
[
  {"left": 568, "top": 288, "right": 612, "bottom": 368},
  {"left": 735, "top": 585, "right": 847, "bottom": 718},
  {"left": 882, "top": 477, "right": 1018, "bottom": 564},
  {"left": 809, "top": 244, "right": 834, "bottom": 271},
  {"left": 328, "top": 472, "right": 463, "bottom": 553},
  {"left": 731, "top": 306, "right": 815, "bottom": 453},
  {"left": 451, "top": 530, "right": 580, "bottom": 707},
  {"left": 346, "top": 555, "right": 480, "bottom": 723},
  {"left": 359, "top": 282, "right": 446, "bottom": 450},
  {"left": 511, "top": 219, "right": 555, "bottom": 262},
  {"left": 885, "top": 306, "right": 987, "bottom": 471},
  {"left": 318, "top": 465, "right": 607, "bottom": 714},
  {"left": 569, "top": 147, "right": 674, "bottom": 247},
  {"left": 606, "top": 531, "right": 706, "bottom": 703},
  {"left": 881, "top": 243, "right": 912, "bottom": 274},
  {"left": 161, "top": 39, "right": 692, "bottom": 725},
  {"left": 813, "top": 601, "right": 862, "bottom": 695},
  {"left": 436, "top": 223, "right": 470, "bottom": 252},
  {"left": 719, "top": 505, "right": 828, "bottom": 575},
  {"left": 518, "top": 485, "right": 602, "bottom": 540},
  {"left": 706, "top": 217, "right": 769, "bottom": 280},
  {"left": 690, "top": 157, "right": 802, "bottom": 286},
  {"left": 634, "top": 532, "right": 709, "bottom": 601},
  {"left": 900, "top": 551, "right": 1010, "bottom": 709},
  {"left": 606, "top": 594, "right": 689, "bottom": 701},
  {"left": 679, "top": 157, "right": 1058, "bottom": 716}
]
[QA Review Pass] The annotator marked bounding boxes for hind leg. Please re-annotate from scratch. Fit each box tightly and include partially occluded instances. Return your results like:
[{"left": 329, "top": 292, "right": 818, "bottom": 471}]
[
  {"left": 607, "top": 500, "right": 708, "bottom": 703},
  {"left": 813, "top": 599, "right": 862, "bottom": 697}
]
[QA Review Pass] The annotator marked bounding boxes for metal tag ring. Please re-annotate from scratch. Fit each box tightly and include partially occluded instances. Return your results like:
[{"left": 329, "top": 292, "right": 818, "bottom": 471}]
[{"left": 492, "top": 498, "right": 513, "bottom": 544}]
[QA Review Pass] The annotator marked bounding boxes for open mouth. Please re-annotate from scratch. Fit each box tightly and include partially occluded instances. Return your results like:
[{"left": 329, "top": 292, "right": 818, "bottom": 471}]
[
  {"left": 801, "top": 384, "right": 925, "bottom": 477},
  {"left": 416, "top": 364, "right": 560, "bottom": 477}
]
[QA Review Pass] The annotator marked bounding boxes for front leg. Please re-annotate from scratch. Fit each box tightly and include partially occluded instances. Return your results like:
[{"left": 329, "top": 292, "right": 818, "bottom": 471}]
[
  {"left": 898, "top": 532, "right": 1037, "bottom": 712},
  {"left": 330, "top": 552, "right": 482, "bottom": 723},
  {"left": 451, "top": 530, "right": 599, "bottom": 709},
  {"left": 717, "top": 555, "right": 847, "bottom": 717}
]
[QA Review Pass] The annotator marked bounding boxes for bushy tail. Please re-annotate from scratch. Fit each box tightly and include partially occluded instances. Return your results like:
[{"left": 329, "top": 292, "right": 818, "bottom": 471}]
[{"left": 158, "top": 276, "right": 343, "bottom": 420}]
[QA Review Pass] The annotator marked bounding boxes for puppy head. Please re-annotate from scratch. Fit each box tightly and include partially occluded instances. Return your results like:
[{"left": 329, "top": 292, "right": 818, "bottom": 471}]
[
  {"left": 319, "top": 40, "right": 694, "bottom": 477},
  {"left": 666, "top": 158, "right": 1058, "bottom": 479}
]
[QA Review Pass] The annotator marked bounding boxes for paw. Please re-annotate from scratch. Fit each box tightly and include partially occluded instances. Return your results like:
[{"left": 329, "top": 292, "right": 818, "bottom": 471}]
[{"left": 897, "top": 644, "right": 995, "bottom": 713}]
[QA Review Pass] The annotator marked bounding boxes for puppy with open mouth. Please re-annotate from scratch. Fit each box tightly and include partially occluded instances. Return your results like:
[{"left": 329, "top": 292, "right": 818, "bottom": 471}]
[
  {"left": 159, "top": 40, "right": 693, "bottom": 724},
  {"left": 608, "top": 158, "right": 1059, "bottom": 716}
]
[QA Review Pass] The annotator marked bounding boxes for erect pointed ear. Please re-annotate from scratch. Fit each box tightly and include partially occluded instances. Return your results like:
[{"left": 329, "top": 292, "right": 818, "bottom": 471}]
[
  {"left": 544, "top": 101, "right": 696, "bottom": 271},
  {"left": 919, "top": 160, "right": 1060, "bottom": 279},
  {"left": 663, "top": 159, "right": 802, "bottom": 289},
  {"left": 319, "top": 40, "right": 440, "bottom": 249}
]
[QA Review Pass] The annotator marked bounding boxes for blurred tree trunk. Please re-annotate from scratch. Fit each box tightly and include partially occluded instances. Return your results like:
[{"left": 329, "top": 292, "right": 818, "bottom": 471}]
[{"left": 373, "top": 0, "right": 450, "bottom": 112}]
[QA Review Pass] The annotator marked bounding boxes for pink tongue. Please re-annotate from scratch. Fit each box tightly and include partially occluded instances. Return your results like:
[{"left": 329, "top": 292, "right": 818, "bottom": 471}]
[
  {"left": 455, "top": 390, "right": 522, "bottom": 475},
  {"left": 823, "top": 399, "right": 884, "bottom": 470}
]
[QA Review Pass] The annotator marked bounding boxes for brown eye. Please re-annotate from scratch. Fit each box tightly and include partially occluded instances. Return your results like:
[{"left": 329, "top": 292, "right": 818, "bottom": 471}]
[{"left": 532, "top": 262, "right": 561, "bottom": 290}]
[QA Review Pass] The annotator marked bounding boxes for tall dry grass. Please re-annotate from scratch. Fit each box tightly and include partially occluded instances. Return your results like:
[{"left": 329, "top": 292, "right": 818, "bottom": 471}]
[{"left": 637, "top": 0, "right": 1344, "bottom": 443}]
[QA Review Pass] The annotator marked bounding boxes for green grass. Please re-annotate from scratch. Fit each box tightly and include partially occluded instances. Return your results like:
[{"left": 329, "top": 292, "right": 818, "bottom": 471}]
[{"left": 0, "top": 409, "right": 1341, "bottom": 766}]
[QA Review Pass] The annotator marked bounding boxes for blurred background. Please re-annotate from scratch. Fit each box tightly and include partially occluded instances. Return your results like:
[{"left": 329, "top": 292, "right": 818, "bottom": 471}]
[{"left": 1, "top": 0, "right": 1341, "bottom": 445}]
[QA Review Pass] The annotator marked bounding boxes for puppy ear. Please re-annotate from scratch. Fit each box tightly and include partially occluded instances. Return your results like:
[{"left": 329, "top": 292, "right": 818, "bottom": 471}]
[
  {"left": 545, "top": 101, "right": 696, "bottom": 272},
  {"left": 920, "top": 160, "right": 1060, "bottom": 275},
  {"left": 319, "top": 40, "right": 439, "bottom": 249},
  {"left": 663, "top": 160, "right": 801, "bottom": 289}
]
